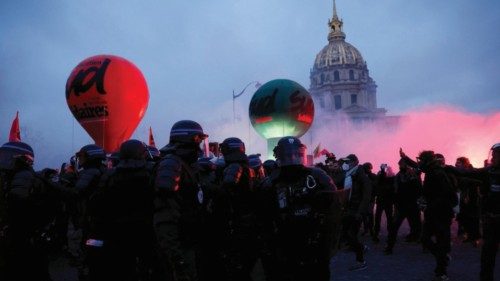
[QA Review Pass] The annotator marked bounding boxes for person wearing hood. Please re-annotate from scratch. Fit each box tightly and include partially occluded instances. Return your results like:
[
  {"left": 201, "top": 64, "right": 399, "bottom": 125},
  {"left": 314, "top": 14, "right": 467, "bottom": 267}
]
[
  {"left": 340, "top": 154, "right": 372, "bottom": 271},
  {"left": 384, "top": 158, "right": 422, "bottom": 254},
  {"left": 361, "top": 162, "right": 377, "bottom": 242},
  {"left": 412, "top": 151, "right": 457, "bottom": 281},
  {"left": 454, "top": 157, "right": 481, "bottom": 247},
  {"left": 373, "top": 163, "right": 396, "bottom": 244},
  {"left": 154, "top": 120, "right": 208, "bottom": 281},
  {"left": 85, "top": 139, "right": 156, "bottom": 281}
]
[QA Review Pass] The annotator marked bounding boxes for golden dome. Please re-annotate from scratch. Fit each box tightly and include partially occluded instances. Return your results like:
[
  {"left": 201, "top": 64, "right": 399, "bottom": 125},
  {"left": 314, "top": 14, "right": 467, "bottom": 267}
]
[
  {"left": 314, "top": 0, "right": 366, "bottom": 69},
  {"left": 314, "top": 40, "right": 365, "bottom": 69}
]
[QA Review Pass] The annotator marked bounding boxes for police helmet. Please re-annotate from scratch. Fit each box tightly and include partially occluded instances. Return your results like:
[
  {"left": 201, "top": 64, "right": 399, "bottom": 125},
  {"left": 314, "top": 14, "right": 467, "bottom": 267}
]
[
  {"left": 273, "top": 136, "right": 307, "bottom": 166},
  {"left": 169, "top": 120, "right": 208, "bottom": 144},
  {"left": 77, "top": 144, "right": 106, "bottom": 160},
  {"left": 0, "top": 141, "right": 34, "bottom": 169},
  {"left": 248, "top": 154, "right": 263, "bottom": 169},
  {"left": 146, "top": 145, "right": 161, "bottom": 161},
  {"left": 120, "top": 139, "right": 147, "bottom": 160},
  {"left": 220, "top": 137, "right": 245, "bottom": 156}
]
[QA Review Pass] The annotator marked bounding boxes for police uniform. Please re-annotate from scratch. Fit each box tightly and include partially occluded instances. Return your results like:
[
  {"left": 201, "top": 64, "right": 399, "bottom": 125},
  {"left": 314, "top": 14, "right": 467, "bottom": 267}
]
[{"left": 259, "top": 137, "right": 341, "bottom": 281}]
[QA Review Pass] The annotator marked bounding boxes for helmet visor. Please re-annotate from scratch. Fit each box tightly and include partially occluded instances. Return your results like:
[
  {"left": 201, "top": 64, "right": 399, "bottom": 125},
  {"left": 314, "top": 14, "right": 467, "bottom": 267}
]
[{"left": 277, "top": 146, "right": 307, "bottom": 166}]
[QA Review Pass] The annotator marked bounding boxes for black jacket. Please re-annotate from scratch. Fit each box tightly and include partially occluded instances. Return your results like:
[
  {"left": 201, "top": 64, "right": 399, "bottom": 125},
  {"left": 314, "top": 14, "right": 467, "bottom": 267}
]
[
  {"left": 375, "top": 170, "right": 395, "bottom": 206},
  {"left": 88, "top": 160, "right": 154, "bottom": 246},
  {"left": 4, "top": 168, "right": 58, "bottom": 236},
  {"left": 346, "top": 166, "right": 372, "bottom": 216},
  {"left": 394, "top": 168, "right": 422, "bottom": 206},
  {"left": 422, "top": 166, "right": 457, "bottom": 219},
  {"left": 448, "top": 165, "right": 500, "bottom": 216},
  {"left": 154, "top": 145, "right": 204, "bottom": 246}
]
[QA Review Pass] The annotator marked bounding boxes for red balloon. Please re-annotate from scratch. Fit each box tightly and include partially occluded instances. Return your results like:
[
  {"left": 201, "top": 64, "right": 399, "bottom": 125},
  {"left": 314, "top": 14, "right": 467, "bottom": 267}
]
[{"left": 66, "top": 55, "right": 149, "bottom": 152}]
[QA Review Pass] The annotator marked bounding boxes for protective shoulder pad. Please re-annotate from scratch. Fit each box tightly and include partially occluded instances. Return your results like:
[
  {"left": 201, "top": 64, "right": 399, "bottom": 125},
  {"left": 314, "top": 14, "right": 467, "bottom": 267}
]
[
  {"left": 155, "top": 155, "right": 182, "bottom": 192},
  {"left": 98, "top": 168, "right": 116, "bottom": 189},
  {"left": 260, "top": 175, "right": 274, "bottom": 190},
  {"left": 309, "top": 167, "right": 337, "bottom": 191},
  {"left": 9, "top": 170, "right": 35, "bottom": 199},
  {"left": 223, "top": 163, "right": 244, "bottom": 186},
  {"left": 75, "top": 168, "right": 102, "bottom": 191}
]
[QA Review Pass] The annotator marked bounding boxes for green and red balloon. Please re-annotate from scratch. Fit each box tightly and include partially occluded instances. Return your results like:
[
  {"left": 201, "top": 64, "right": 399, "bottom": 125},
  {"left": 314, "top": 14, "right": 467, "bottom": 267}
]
[{"left": 249, "top": 79, "right": 314, "bottom": 159}]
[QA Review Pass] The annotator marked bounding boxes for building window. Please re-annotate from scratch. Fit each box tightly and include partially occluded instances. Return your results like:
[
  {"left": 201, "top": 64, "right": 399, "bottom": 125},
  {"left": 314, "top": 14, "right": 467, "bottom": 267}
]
[
  {"left": 320, "top": 73, "right": 325, "bottom": 84},
  {"left": 334, "top": 70, "right": 340, "bottom": 81},
  {"left": 319, "top": 97, "right": 325, "bottom": 108},
  {"left": 349, "top": 70, "right": 355, "bottom": 81},
  {"left": 351, "top": 94, "right": 357, "bottom": 104},
  {"left": 334, "top": 95, "right": 342, "bottom": 109}
]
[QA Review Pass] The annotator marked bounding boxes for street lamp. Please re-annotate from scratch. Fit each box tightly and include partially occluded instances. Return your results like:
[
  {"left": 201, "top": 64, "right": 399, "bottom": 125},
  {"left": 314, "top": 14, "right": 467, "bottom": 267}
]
[{"left": 232, "top": 81, "right": 261, "bottom": 122}]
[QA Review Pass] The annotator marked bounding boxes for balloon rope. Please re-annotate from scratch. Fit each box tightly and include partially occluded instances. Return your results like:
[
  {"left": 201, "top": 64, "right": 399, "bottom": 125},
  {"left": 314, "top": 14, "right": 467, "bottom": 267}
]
[{"left": 102, "top": 118, "right": 105, "bottom": 152}]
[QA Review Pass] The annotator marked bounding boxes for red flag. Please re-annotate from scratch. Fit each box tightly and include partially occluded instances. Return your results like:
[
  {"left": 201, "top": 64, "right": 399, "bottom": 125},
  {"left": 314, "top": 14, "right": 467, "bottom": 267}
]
[
  {"left": 320, "top": 149, "right": 331, "bottom": 157},
  {"left": 9, "top": 111, "right": 21, "bottom": 142},
  {"left": 313, "top": 143, "right": 321, "bottom": 158},
  {"left": 148, "top": 127, "right": 156, "bottom": 147}
]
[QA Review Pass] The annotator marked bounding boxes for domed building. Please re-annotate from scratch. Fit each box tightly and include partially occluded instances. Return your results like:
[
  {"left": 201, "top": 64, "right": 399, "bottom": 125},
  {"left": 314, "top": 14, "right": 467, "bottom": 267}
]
[{"left": 309, "top": 0, "right": 388, "bottom": 124}]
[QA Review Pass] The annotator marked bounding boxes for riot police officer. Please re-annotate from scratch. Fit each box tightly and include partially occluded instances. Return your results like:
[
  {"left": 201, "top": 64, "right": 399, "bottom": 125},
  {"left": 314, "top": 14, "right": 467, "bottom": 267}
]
[
  {"left": 71, "top": 144, "right": 107, "bottom": 278},
  {"left": 86, "top": 140, "right": 156, "bottom": 281},
  {"left": 197, "top": 156, "right": 227, "bottom": 280},
  {"left": 262, "top": 159, "right": 278, "bottom": 177},
  {"left": 74, "top": 144, "right": 107, "bottom": 223},
  {"left": 0, "top": 142, "right": 57, "bottom": 281},
  {"left": 248, "top": 154, "right": 266, "bottom": 186},
  {"left": 218, "top": 137, "right": 259, "bottom": 281},
  {"left": 154, "top": 120, "right": 208, "bottom": 281},
  {"left": 260, "top": 136, "right": 341, "bottom": 281}
]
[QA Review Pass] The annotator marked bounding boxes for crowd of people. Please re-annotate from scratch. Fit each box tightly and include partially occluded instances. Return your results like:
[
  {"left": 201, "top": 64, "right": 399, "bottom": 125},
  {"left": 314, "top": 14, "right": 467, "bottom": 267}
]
[{"left": 0, "top": 120, "right": 498, "bottom": 281}]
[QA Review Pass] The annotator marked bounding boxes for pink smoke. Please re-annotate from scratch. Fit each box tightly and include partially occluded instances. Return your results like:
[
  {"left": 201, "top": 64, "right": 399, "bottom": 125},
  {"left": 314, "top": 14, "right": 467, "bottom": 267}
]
[
  {"left": 313, "top": 106, "right": 500, "bottom": 170},
  {"left": 205, "top": 103, "right": 499, "bottom": 170}
]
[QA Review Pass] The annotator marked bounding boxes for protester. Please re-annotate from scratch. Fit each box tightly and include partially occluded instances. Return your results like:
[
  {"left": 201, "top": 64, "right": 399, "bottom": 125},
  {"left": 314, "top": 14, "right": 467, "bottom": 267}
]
[
  {"left": 341, "top": 154, "right": 372, "bottom": 271},
  {"left": 402, "top": 150, "right": 457, "bottom": 281},
  {"left": 454, "top": 157, "right": 481, "bottom": 247},
  {"left": 373, "top": 164, "right": 395, "bottom": 243},
  {"left": 447, "top": 143, "right": 500, "bottom": 281},
  {"left": 361, "top": 162, "right": 377, "bottom": 241},
  {"left": 385, "top": 158, "right": 422, "bottom": 254}
]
